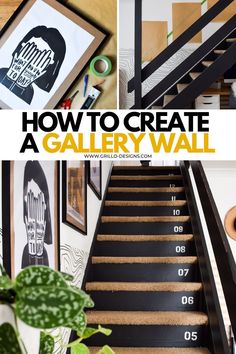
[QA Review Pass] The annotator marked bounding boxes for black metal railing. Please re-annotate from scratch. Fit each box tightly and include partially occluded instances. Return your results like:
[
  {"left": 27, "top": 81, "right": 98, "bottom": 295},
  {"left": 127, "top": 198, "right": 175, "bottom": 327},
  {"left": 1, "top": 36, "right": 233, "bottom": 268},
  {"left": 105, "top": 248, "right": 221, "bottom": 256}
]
[
  {"left": 129, "top": 0, "right": 235, "bottom": 109},
  {"left": 181, "top": 160, "right": 236, "bottom": 354}
]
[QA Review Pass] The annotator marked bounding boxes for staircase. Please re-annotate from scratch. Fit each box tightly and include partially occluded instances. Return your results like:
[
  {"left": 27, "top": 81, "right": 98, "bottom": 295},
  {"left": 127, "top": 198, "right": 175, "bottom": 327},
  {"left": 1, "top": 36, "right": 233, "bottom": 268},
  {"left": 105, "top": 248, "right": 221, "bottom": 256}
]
[
  {"left": 84, "top": 165, "right": 215, "bottom": 353},
  {"left": 128, "top": 0, "right": 236, "bottom": 109},
  {"left": 152, "top": 24, "right": 236, "bottom": 109}
]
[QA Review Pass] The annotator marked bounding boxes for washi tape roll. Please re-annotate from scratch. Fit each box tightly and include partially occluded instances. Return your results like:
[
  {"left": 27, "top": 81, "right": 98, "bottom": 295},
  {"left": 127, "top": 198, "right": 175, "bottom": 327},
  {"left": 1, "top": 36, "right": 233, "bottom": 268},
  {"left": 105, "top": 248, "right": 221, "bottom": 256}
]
[{"left": 90, "top": 55, "right": 112, "bottom": 77}]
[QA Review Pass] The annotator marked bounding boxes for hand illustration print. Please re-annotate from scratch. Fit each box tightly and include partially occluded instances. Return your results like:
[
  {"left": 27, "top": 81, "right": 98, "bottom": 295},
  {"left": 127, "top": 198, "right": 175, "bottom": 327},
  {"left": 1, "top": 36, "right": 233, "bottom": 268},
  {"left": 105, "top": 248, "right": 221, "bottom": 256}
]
[
  {"left": 6, "top": 42, "right": 41, "bottom": 82},
  {"left": 25, "top": 190, "right": 46, "bottom": 257},
  {"left": 16, "top": 49, "right": 52, "bottom": 88}
]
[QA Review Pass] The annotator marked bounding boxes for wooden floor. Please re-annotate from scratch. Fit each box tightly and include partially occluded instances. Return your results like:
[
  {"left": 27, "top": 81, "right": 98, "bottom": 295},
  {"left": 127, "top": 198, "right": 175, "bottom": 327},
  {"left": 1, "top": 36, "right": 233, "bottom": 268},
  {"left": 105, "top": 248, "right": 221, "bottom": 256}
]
[{"left": 0, "top": 1, "right": 24, "bottom": 29}]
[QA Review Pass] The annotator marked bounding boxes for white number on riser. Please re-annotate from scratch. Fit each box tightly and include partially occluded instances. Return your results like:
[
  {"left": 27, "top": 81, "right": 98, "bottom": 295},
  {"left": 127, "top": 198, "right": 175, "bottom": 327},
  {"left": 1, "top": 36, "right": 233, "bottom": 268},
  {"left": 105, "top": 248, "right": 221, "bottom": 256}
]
[
  {"left": 176, "top": 246, "right": 186, "bottom": 253},
  {"left": 181, "top": 296, "right": 194, "bottom": 305},
  {"left": 178, "top": 269, "right": 189, "bottom": 277},
  {"left": 169, "top": 184, "right": 176, "bottom": 188},
  {"left": 171, "top": 196, "right": 176, "bottom": 201},
  {"left": 173, "top": 209, "right": 180, "bottom": 216},
  {"left": 174, "top": 226, "right": 183, "bottom": 233},
  {"left": 184, "top": 332, "right": 198, "bottom": 341}
]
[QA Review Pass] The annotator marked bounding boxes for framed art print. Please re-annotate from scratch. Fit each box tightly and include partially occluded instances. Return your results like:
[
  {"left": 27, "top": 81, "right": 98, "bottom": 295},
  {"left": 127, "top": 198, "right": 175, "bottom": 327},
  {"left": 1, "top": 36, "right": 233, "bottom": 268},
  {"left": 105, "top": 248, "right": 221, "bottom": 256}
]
[
  {"left": 2, "top": 161, "right": 60, "bottom": 277},
  {"left": 62, "top": 161, "right": 87, "bottom": 234},
  {"left": 88, "top": 161, "right": 102, "bottom": 200},
  {"left": 0, "top": 0, "right": 106, "bottom": 109}
]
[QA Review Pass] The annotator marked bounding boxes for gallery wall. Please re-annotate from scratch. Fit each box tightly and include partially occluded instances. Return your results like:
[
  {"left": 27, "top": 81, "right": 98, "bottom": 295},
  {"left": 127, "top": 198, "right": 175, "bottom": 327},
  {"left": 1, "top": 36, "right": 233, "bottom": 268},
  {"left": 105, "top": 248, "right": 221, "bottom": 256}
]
[{"left": 0, "top": 160, "right": 113, "bottom": 354}]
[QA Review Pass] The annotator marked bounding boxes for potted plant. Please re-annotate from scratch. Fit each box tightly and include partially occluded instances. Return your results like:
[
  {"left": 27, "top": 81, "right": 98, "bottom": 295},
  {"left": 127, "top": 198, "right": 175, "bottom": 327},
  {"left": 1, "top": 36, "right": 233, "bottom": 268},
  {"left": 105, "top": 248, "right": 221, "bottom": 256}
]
[{"left": 0, "top": 264, "right": 114, "bottom": 354}]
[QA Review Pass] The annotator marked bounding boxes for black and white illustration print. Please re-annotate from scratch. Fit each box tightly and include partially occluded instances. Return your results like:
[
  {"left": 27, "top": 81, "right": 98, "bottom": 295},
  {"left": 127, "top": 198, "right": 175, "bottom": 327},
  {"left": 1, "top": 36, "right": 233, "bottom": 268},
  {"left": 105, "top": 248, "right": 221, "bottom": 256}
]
[
  {"left": 12, "top": 161, "right": 58, "bottom": 276},
  {"left": 0, "top": 0, "right": 95, "bottom": 109},
  {"left": 0, "top": 26, "right": 66, "bottom": 104}
]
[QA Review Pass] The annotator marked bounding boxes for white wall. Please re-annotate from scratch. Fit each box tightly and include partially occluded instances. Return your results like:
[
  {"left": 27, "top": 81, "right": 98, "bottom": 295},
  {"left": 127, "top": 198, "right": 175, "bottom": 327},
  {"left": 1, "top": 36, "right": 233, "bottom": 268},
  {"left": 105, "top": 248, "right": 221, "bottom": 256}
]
[{"left": 120, "top": 0, "right": 223, "bottom": 50}]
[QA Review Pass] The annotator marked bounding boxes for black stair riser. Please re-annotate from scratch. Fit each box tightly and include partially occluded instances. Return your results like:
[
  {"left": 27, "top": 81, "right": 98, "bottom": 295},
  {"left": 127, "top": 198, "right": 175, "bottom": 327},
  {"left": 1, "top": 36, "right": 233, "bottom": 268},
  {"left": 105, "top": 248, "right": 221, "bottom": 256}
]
[
  {"left": 91, "top": 263, "right": 199, "bottom": 282},
  {"left": 103, "top": 205, "right": 189, "bottom": 216},
  {"left": 109, "top": 180, "right": 183, "bottom": 188},
  {"left": 99, "top": 221, "right": 192, "bottom": 235},
  {"left": 106, "top": 192, "right": 186, "bottom": 201},
  {"left": 85, "top": 324, "right": 208, "bottom": 347},
  {"left": 94, "top": 241, "right": 196, "bottom": 257},
  {"left": 112, "top": 168, "right": 181, "bottom": 176},
  {"left": 88, "top": 291, "right": 202, "bottom": 311}
]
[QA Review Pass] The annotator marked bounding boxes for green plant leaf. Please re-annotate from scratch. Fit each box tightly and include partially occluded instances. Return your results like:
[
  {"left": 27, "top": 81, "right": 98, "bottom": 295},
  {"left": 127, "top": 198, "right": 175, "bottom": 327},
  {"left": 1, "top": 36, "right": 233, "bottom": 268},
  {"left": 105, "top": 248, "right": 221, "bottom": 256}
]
[
  {"left": 71, "top": 343, "right": 90, "bottom": 354},
  {"left": 39, "top": 332, "right": 55, "bottom": 354},
  {"left": 16, "top": 286, "right": 86, "bottom": 329},
  {"left": 67, "top": 311, "right": 87, "bottom": 335},
  {"left": 79, "top": 326, "right": 112, "bottom": 340},
  {"left": 0, "top": 275, "right": 13, "bottom": 289},
  {"left": 0, "top": 323, "right": 22, "bottom": 354},
  {"left": 60, "top": 272, "right": 74, "bottom": 282},
  {"left": 72, "top": 287, "right": 94, "bottom": 309},
  {"left": 98, "top": 345, "right": 115, "bottom": 354},
  {"left": 16, "top": 266, "right": 67, "bottom": 292}
]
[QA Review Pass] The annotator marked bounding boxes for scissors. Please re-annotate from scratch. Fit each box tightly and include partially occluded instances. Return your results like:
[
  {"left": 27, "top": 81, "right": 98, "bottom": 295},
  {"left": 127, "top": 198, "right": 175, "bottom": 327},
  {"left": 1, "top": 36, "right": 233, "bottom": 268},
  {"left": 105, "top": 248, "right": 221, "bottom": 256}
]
[{"left": 60, "top": 90, "right": 79, "bottom": 109}]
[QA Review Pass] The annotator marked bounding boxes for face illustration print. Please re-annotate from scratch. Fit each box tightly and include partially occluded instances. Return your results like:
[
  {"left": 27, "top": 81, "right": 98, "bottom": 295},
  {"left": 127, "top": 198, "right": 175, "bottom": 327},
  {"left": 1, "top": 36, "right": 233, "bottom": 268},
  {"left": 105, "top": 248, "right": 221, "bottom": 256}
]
[{"left": 0, "top": 26, "right": 66, "bottom": 105}]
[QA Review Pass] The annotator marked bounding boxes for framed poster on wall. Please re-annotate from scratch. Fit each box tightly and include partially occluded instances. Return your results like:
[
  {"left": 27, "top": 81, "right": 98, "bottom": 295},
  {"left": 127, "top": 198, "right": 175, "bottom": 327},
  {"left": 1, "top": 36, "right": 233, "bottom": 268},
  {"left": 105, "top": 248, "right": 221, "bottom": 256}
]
[
  {"left": 2, "top": 161, "right": 60, "bottom": 277},
  {"left": 0, "top": 0, "right": 106, "bottom": 109},
  {"left": 88, "top": 161, "right": 102, "bottom": 200},
  {"left": 62, "top": 161, "right": 87, "bottom": 234}
]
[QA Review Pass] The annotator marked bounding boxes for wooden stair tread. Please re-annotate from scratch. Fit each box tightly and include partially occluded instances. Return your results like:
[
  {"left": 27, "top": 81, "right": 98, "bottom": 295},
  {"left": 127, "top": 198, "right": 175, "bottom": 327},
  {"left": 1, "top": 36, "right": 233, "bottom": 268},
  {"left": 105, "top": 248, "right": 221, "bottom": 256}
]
[
  {"left": 113, "top": 166, "right": 180, "bottom": 170},
  {"left": 111, "top": 175, "right": 183, "bottom": 181},
  {"left": 89, "top": 348, "right": 210, "bottom": 354},
  {"left": 226, "top": 38, "right": 236, "bottom": 42},
  {"left": 92, "top": 256, "right": 197, "bottom": 264},
  {"left": 86, "top": 282, "right": 202, "bottom": 292},
  {"left": 108, "top": 187, "right": 185, "bottom": 193},
  {"left": 101, "top": 216, "right": 190, "bottom": 223},
  {"left": 163, "top": 95, "right": 176, "bottom": 106},
  {"left": 105, "top": 200, "right": 187, "bottom": 206},
  {"left": 97, "top": 234, "right": 194, "bottom": 241},
  {"left": 177, "top": 83, "right": 189, "bottom": 93},
  {"left": 214, "top": 49, "right": 226, "bottom": 54},
  {"left": 202, "top": 61, "right": 214, "bottom": 67},
  {"left": 86, "top": 311, "right": 208, "bottom": 325},
  {"left": 189, "top": 72, "right": 201, "bottom": 80}
]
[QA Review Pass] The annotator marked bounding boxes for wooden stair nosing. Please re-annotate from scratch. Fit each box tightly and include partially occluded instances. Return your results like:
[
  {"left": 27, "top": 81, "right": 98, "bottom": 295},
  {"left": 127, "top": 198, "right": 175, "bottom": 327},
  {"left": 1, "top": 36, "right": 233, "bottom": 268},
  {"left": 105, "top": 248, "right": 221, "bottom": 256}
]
[
  {"left": 92, "top": 256, "right": 198, "bottom": 264},
  {"left": 108, "top": 187, "right": 185, "bottom": 193},
  {"left": 101, "top": 216, "right": 190, "bottom": 223},
  {"left": 97, "top": 234, "right": 194, "bottom": 242},
  {"left": 105, "top": 200, "right": 187, "bottom": 207},
  {"left": 86, "top": 281, "right": 203, "bottom": 292},
  {"left": 86, "top": 310, "right": 208, "bottom": 326},
  {"left": 202, "top": 61, "right": 214, "bottom": 67},
  {"left": 89, "top": 348, "right": 210, "bottom": 354},
  {"left": 111, "top": 175, "right": 183, "bottom": 181}
]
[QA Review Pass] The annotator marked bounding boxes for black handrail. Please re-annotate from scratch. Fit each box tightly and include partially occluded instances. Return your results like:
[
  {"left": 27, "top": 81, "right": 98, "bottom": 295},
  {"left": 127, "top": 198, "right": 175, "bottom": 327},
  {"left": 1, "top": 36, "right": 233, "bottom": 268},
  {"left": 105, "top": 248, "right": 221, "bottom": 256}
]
[
  {"left": 186, "top": 161, "right": 236, "bottom": 345},
  {"left": 132, "top": 14, "right": 236, "bottom": 109},
  {"left": 180, "top": 161, "right": 230, "bottom": 354},
  {"left": 128, "top": 0, "right": 234, "bottom": 95}
]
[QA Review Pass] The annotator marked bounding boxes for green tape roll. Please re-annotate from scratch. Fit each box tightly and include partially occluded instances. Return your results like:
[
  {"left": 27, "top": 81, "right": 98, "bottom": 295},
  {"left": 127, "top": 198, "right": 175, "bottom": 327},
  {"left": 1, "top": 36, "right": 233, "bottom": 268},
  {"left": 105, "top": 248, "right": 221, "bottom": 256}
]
[{"left": 90, "top": 55, "right": 112, "bottom": 77}]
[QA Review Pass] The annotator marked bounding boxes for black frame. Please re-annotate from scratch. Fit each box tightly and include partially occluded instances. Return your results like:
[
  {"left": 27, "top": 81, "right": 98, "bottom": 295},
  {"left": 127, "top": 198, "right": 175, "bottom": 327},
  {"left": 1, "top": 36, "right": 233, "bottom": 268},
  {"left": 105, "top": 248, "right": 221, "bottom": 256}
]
[
  {"left": 0, "top": 0, "right": 108, "bottom": 109},
  {"left": 1, "top": 160, "right": 60, "bottom": 277},
  {"left": 88, "top": 161, "right": 102, "bottom": 200},
  {"left": 62, "top": 161, "right": 87, "bottom": 235}
]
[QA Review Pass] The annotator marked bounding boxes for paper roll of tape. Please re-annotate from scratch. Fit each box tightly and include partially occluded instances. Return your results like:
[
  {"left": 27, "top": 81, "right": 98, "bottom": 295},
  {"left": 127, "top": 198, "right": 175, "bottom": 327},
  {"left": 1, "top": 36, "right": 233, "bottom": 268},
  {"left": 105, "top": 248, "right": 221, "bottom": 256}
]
[
  {"left": 224, "top": 205, "right": 236, "bottom": 241},
  {"left": 90, "top": 55, "right": 112, "bottom": 77}
]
